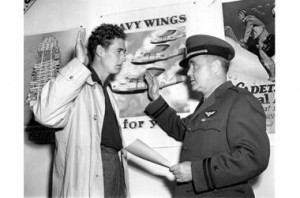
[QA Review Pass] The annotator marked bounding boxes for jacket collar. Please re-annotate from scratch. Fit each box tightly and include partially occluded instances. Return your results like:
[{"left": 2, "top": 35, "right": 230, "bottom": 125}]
[
  {"left": 86, "top": 65, "right": 111, "bottom": 87},
  {"left": 214, "top": 81, "right": 234, "bottom": 98},
  {"left": 200, "top": 81, "right": 233, "bottom": 102},
  {"left": 190, "top": 81, "right": 233, "bottom": 120},
  {"left": 86, "top": 76, "right": 97, "bottom": 86}
]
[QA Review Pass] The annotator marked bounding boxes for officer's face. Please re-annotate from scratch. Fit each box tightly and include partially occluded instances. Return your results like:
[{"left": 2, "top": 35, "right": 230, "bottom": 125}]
[
  {"left": 100, "top": 38, "right": 127, "bottom": 75},
  {"left": 187, "top": 55, "right": 215, "bottom": 94}
]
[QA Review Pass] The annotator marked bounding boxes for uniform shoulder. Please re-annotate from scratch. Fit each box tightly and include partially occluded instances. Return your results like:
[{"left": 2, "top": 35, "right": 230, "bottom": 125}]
[
  {"left": 229, "top": 85, "right": 248, "bottom": 93},
  {"left": 228, "top": 85, "right": 256, "bottom": 99},
  {"left": 226, "top": 85, "right": 264, "bottom": 116}
]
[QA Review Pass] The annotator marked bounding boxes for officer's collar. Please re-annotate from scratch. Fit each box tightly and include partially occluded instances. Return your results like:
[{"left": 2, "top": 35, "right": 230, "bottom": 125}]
[{"left": 214, "top": 81, "right": 234, "bottom": 98}]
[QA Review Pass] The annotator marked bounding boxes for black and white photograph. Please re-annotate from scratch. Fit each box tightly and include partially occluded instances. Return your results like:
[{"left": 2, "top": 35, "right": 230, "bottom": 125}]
[
  {"left": 6, "top": 0, "right": 300, "bottom": 197},
  {"left": 22, "top": 0, "right": 275, "bottom": 197}
]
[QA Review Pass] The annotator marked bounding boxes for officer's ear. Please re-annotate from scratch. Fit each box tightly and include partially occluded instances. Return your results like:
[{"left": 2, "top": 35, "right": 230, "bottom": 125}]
[{"left": 212, "top": 59, "right": 222, "bottom": 74}]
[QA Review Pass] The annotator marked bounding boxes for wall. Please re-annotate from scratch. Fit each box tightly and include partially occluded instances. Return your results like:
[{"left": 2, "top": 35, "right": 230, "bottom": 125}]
[{"left": 24, "top": 0, "right": 274, "bottom": 197}]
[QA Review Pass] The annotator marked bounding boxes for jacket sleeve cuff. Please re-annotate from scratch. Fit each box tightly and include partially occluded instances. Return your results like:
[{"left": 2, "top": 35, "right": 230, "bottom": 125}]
[
  {"left": 145, "top": 96, "right": 169, "bottom": 118},
  {"left": 192, "top": 158, "right": 216, "bottom": 193},
  {"left": 58, "top": 58, "right": 91, "bottom": 86}
]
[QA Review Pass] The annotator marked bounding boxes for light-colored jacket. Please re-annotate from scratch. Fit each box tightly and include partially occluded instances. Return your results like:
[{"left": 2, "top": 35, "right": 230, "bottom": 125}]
[{"left": 31, "top": 58, "right": 129, "bottom": 198}]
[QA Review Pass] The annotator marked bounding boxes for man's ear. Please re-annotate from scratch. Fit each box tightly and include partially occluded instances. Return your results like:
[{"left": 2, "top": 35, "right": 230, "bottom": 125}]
[
  {"left": 212, "top": 59, "right": 221, "bottom": 74},
  {"left": 95, "top": 45, "right": 104, "bottom": 57}
]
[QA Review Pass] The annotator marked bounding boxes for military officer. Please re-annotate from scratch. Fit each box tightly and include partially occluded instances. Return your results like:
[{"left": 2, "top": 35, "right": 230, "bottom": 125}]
[{"left": 144, "top": 34, "right": 270, "bottom": 197}]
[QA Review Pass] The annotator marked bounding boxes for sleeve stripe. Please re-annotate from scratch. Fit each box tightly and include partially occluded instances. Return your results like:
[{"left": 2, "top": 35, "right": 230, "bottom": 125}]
[
  {"left": 207, "top": 158, "right": 216, "bottom": 190},
  {"left": 203, "top": 158, "right": 213, "bottom": 190},
  {"left": 152, "top": 102, "right": 169, "bottom": 119}
]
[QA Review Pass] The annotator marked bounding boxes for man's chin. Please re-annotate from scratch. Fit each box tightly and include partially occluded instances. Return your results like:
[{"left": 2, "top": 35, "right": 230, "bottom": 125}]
[
  {"left": 191, "top": 86, "right": 197, "bottom": 91},
  {"left": 115, "top": 66, "right": 122, "bottom": 73},
  {"left": 191, "top": 85, "right": 201, "bottom": 92},
  {"left": 111, "top": 68, "right": 121, "bottom": 74}
]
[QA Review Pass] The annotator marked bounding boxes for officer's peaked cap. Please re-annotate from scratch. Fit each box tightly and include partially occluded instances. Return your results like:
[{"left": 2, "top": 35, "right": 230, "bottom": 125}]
[{"left": 179, "top": 34, "right": 235, "bottom": 68}]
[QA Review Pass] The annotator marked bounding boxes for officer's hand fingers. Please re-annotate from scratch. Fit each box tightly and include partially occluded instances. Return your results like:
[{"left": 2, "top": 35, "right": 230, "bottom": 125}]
[
  {"left": 144, "top": 74, "right": 152, "bottom": 86},
  {"left": 169, "top": 164, "right": 179, "bottom": 172}
]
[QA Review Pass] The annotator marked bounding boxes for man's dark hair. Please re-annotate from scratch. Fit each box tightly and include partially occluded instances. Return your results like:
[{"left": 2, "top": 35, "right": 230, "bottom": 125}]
[{"left": 87, "top": 23, "right": 126, "bottom": 60}]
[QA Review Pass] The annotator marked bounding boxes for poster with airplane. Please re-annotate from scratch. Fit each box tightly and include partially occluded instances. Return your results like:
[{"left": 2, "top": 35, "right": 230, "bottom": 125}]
[
  {"left": 111, "top": 27, "right": 186, "bottom": 94},
  {"left": 110, "top": 26, "right": 192, "bottom": 118},
  {"left": 222, "top": 0, "right": 275, "bottom": 133}
]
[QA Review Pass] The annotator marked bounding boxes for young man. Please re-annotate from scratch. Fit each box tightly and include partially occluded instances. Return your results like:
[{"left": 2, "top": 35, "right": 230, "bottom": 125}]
[
  {"left": 144, "top": 34, "right": 270, "bottom": 197},
  {"left": 31, "top": 24, "right": 128, "bottom": 197}
]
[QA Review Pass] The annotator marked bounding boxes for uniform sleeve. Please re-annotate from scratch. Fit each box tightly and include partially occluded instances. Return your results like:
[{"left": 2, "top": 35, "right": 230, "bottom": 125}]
[
  {"left": 191, "top": 93, "right": 270, "bottom": 192},
  {"left": 145, "top": 96, "right": 188, "bottom": 141},
  {"left": 31, "top": 58, "right": 91, "bottom": 128}
]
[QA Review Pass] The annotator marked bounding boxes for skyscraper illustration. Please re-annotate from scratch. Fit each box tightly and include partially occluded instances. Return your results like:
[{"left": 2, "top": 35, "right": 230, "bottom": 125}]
[{"left": 27, "top": 36, "right": 60, "bottom": 106}]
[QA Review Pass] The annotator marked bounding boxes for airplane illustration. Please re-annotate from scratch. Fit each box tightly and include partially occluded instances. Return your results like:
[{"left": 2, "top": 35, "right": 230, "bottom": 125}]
[
  {"left": 150, "top": 29, "right": 186, "bottom": 44},
  {"left": 110, "top": 67, "right": 186, "bottom": 93},
  {"left": 131, "top": 44, "right": 185, "bottom": 65}
]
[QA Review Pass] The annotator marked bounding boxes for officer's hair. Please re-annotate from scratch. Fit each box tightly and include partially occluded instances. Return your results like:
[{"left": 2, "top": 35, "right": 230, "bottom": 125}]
[
  {"left": 87, "top": 23, "right": 126, "bottom": 60},
  {"left": 204, "top": 55, "right": 230, "bottom": 73}
]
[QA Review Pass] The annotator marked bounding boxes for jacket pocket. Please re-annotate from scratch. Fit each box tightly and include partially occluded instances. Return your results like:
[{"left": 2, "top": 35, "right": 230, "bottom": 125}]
[{"left": 192, "top": 119, "right": 223, "bottom": 133}]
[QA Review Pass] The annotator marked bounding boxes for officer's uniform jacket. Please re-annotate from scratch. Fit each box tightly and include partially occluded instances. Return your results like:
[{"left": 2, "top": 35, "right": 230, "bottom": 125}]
[
  {"left": 145, "top": 81, "right": 270, "bottom": 197},
  {"left": 31, "top": 58, "right": 129, "bottom": 198}
]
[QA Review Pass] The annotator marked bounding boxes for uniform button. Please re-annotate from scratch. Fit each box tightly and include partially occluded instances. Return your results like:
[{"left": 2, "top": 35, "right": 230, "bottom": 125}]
[
  {"left": 93, "top": 115, "right": 97, "bottom": 120},
  {"left": 69, "top": 75, "right": 73, "bottom": 79},
  {"left": 93, "top": 85, "right": 96, "bottom": 89},
  {"left": 182, "top": 146, "right": 188, "bottom": 150},
  {"left": 96, "top": 174, "right": 98, "bottom": 177}
]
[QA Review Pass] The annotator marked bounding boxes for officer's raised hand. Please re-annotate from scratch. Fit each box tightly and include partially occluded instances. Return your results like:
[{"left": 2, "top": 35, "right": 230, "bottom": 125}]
[
  {"left": 144, "top": 70, "right": 160, "bottom": 101},
  {"left": 75, "top": 27, "right": 89, "bottom": 66}
]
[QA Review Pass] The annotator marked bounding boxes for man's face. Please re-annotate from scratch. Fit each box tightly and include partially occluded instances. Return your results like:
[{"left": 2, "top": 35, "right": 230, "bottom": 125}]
[
  {"left": 187, "top": 55, "right": 215, "bottom": 93},
  {"left": 101, "top": 38, "right": 126, "bottom": 75}
]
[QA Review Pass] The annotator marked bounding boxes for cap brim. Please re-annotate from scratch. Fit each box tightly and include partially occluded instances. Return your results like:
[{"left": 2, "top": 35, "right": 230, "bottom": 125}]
[
  {"left": 179, "top": 58, "right": 189, "bottom": 68},
  {"left": 179, "top": 53, "right": 203, "bottom": 68}
]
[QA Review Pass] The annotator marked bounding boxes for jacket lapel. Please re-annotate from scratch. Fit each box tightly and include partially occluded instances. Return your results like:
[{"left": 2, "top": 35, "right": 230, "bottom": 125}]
[
  {"left": 190, "top": 81, "right": 234, "bottom": 121},
  {"left": 191, "top": 95, "right": 216, "bottom": 121}
]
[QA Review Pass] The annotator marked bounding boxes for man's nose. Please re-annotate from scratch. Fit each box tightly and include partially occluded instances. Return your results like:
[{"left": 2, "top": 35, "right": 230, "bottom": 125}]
[
  {"left": 187, "top": 68, "right": 192, "bottom": 77},
  {"left": 120, "top": 55, "right": 126, "bottom": 63}
]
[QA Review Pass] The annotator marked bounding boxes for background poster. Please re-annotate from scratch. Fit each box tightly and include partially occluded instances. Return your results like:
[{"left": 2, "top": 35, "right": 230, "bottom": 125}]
[
  {"left": 96, "top": 1, "right": 208, "bottom": 122},
  {"left": 112, "top": 26, "right": 189, "bottom": 118},
  {"left": 223, "top": 0, "right": 275, "bottom": 133},
  {"left": 24, "top": 28, "right": 80, "bottom": 143}
]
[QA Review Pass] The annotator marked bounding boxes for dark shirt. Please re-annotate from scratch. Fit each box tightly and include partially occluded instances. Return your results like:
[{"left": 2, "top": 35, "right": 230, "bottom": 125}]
[{"left": 88, "top": 66, "right": 123, "bottom": 151}]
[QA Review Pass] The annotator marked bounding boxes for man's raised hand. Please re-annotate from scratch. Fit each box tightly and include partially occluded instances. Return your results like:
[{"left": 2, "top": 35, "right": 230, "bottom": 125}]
[{"left": 75, "top": 27, "right": 89, "bottom": 66}]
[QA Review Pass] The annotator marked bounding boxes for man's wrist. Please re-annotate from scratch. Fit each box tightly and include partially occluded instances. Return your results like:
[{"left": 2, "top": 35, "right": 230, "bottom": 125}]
[
  {"left": 151, "top": 94, "right": 160, "bottom": 101},
  {"left": 75, "top": 57, "right": 87, "bottom": 66}
]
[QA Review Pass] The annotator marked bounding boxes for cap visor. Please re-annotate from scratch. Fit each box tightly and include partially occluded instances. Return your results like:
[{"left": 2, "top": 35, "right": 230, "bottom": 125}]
[{"left": 179, "top": 58, "right": 189, "bottom": 68}]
